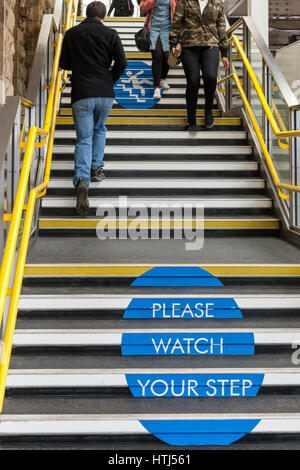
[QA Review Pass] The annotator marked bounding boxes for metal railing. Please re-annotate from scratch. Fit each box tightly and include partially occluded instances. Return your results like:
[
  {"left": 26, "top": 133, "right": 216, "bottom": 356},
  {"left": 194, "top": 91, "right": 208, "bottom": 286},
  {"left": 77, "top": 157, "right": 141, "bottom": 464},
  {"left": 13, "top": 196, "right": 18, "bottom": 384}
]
[
  {"left": 217, "top": 16, "right": 300, "bottom": 230},
  {"left": 0, "top": 0, "right": 79, "bottom": 412}
]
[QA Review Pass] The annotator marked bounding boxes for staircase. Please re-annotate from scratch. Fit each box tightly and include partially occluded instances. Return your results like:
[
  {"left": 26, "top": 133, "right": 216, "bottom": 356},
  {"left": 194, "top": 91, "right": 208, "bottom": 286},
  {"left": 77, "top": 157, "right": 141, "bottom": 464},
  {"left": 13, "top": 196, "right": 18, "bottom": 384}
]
[{"left": 1, "top": 17, "right": 300, "bottom": 450}]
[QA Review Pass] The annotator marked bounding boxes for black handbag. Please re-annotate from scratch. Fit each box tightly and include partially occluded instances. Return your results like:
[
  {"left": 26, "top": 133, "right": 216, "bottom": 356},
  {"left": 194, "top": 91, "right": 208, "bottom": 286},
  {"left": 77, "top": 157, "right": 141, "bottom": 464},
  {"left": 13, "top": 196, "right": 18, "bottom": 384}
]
[{"left": 135, "top": 16, "right": 150, "bottom": 53}]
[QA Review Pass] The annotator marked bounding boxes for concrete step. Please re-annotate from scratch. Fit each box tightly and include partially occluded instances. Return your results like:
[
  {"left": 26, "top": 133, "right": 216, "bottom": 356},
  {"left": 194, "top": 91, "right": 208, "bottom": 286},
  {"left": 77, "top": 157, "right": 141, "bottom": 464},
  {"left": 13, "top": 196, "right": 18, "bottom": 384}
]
[
  {"left": 50, "top": 160, "right": 257, "bottom": 172},
  {"left": 52, "top": 144, "right": 253, "bottom": 157},
  {"left": 0, "top": 413, "right": 300, "bottom": 448},
  {"left": 47, "top": 178, "right": 265, "bottom": 190}
]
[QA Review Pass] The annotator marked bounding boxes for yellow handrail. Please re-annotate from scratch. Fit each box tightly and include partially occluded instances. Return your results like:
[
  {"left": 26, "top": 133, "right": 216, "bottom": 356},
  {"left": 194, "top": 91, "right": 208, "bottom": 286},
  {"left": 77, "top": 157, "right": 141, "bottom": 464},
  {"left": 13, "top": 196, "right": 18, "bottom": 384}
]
[
  {"left": 231, "top": 34, "right": 300, "bottom": 140},
  {"left": 0, "top": 0, "right": 78, "bottom": 412},
  {"left": 230, "top": 65, "right": 298, "bottom": 198},
  {"left": 44, "top": 33, "right": 63, "bottom": 133},
  {"left": 0, "top": 181, "right": 47, "bottom": 407},
  {"left": 255, "top": 71, "right": 289, "bottom": 150},
  {"left": 38, "top": 71, "right": 63, "bottom": 199},
  {"left": 219, "top": 32, "right": 300, "bottom": 198},
  {"left": 272, "top": 100, "right": 289, "bottom": 150},
  {"left": 0, "top": 126, "right": 38, "bottom": 324}
]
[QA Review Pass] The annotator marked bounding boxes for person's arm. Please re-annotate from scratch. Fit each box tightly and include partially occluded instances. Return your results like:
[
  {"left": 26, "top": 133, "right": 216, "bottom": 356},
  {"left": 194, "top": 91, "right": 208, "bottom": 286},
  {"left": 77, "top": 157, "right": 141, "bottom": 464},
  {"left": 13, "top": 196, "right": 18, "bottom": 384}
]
[
  {"left": 59, "top": 30, "right": 72, "bottom": 70},
  {"left": 169, "top": 0, "right": 185, "bottom": 49},
  {"left": 140, "top": 0, "right": 156, "bottom": 14},
  {"left": 111, "top": 32, "right": 127, "bottom": 83},
  {"left": 216, "top": 2, "right": 229, "bottom": 70},
  {"left": 107, "top": 0, "right": 117, "bottom": 17},
  {"left": 216, "top": 2, "right": 228, "bottom": 59}
]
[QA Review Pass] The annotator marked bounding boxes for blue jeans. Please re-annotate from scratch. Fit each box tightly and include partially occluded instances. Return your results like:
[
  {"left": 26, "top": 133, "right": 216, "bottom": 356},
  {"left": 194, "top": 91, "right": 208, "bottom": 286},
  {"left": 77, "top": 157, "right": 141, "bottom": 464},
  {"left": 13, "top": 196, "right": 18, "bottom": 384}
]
[{"left": 72, "top": 97, "right": 114, "bottom": 187}]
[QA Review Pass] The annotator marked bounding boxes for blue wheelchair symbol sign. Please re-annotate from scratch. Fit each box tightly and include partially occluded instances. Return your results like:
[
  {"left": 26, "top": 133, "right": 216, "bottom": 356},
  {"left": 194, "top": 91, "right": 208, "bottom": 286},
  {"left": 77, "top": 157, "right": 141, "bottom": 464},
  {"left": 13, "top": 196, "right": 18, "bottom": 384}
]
[{"left": 114, "top": 61, "right": 163, "bottom": 109}]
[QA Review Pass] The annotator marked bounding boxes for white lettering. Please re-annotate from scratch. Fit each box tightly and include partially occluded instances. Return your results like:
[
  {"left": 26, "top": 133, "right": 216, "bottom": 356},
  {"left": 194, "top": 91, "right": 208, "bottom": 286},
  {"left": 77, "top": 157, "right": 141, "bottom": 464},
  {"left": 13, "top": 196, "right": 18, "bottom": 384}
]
[
  {"left": 188, "top": 379, "right": 199, "bottom": 396},
  {"left": 182, "top": 303, "right": 195, "bottom": 318},
  {"left": 151, "top": 336, "right": 225, "bottom": 355},
  {"left": 194, "top": 337, "right": 209, "bottom": 354},
  {"left": 206, "top": 379, "right": 217, "bottom": 396},
  {"left": 170, "top": 379, "right": 185, "bottom": 397},
  {"left": 151, "top": 379, "right": 168, "bottom": 397},
  {"left": 242, "top": 379, "right": 253, "bottom": 396},
  {"left": 172, "top": 303, "right": 181, "bottom": 318},
  {"left": 150, "top": 302, "right": 219, "bottom": 318},
  {"left": 152, "top": 337, "right": 172, "bottom": 354},
  {"left": 152, "top": 303, "right": 162, "bottom": 318},
  {"left": 218, "top": 379, "right": 229, "bottom": 396},
  {"left": 210, "top": 337, "right": 224, "bottom": 354},
  {"left": 230, "top": 379, "right": 241, "bottom": 396},
  {"left": 137, "top": 379, "right": 151, "bottom": 397},
  {"left": 194, "top": 303, "right": 204, "bottom": 318},
  {"left": 183, "top": 337, "right": 194, "bottom": 354},
  {"left": 172, "top": 338, "right": 185, "bottom": 354},
  {"left": 205, "top": 303, "right": 215, "bottom": 318}
]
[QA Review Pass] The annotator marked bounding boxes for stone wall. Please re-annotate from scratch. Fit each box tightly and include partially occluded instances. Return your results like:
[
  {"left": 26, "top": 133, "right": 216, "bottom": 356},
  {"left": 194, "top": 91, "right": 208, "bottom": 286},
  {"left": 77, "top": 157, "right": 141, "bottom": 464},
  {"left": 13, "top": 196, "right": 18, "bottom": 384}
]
[
  {"left": 0, "top": 0, "right": 16, "bottom": 102},
  {"left": 16, "top": 0, "right": 55, "bottom": 96},
  {"left": 15, "top": 0, "right": 28, "bottom": 97},
  {"left": 0, "top": 0, "right": 57, "bottom": 103}
]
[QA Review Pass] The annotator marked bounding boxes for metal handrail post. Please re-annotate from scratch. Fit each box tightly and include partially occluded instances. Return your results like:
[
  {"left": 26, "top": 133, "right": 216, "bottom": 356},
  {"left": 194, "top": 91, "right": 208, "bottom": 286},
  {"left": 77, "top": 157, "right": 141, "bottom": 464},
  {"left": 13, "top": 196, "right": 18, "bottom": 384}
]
[
  {"left": 6, "top": 102, "right": 21, "bottom": 215},
  {"left": 290, "top": 109, "right": 300, "bottom": 229},
  {"left": 0, "top": 164, "right": 4, "bottom": 258},
  {"left": 264, "top": 63, "right": 272, "bottom": 154}
]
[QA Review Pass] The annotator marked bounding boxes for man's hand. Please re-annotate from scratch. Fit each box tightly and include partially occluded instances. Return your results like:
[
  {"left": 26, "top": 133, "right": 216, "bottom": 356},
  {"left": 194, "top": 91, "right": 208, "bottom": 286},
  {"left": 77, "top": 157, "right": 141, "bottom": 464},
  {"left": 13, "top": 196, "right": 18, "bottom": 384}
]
[{"left": 222, "top": 57, "right": 230, "bottom": 71}]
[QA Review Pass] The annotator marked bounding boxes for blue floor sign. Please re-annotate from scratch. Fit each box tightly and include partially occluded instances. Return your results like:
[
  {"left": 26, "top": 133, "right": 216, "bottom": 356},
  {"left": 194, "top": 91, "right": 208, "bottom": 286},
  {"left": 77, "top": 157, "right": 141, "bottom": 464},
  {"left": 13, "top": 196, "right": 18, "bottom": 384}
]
[
  {"left": 121, "top": 332, "right": 255, "bottom": 356},
  {"left": 123, "top": 266, "right": 258, "bottom": 445},
  {"left": 114, "top": 61, "right": 162, "bottom": 109},
  {"left": 126, "top": 373, "right": 264, "bottom": 397},
  {"left": 140, "top": 419, "right": 261, "bottom": 446},
  {"left": 123, "top": 297, "right": 243, "bottom": 319},
  {"left": 131, "top": 266, "right": 224, "bottom": 287}
]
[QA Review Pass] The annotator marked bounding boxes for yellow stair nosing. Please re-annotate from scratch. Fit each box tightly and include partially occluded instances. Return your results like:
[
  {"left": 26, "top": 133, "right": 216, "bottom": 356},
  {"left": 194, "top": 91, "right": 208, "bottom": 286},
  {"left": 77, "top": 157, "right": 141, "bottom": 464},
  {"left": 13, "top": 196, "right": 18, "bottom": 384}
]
[
  {"left": 38, "top": 219, "right": 280, "bottom": 229},
  {"left": 60, "top": 109, "right": 222, "bottom": 116},
  {"left": 56, "top": 117, "right": 241, "bottom": 125},
  {"left": 23, "top": 264, "right": 300, "bottom": 277}
]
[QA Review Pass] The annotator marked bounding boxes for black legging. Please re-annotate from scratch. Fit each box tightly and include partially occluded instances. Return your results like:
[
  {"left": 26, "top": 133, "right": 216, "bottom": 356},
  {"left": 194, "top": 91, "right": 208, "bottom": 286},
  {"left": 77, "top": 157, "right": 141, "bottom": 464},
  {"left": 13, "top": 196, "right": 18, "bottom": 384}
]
[
  {"left": 181, "top": 46, "right": 220, "bottom": 124},
  {"left": 151, "top": 37, "right": 169, "bottom": 88}
]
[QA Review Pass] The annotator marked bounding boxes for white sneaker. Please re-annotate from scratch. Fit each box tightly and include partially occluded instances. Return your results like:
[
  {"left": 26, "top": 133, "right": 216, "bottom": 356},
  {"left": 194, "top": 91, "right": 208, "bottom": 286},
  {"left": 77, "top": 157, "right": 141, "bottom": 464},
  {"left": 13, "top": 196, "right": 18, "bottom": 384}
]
[
  {"left": 160, "top": 79, "right": 170, "bottom": 90},
  {"left": 153, "top": 87, "right": 161, "bottom": 100}
]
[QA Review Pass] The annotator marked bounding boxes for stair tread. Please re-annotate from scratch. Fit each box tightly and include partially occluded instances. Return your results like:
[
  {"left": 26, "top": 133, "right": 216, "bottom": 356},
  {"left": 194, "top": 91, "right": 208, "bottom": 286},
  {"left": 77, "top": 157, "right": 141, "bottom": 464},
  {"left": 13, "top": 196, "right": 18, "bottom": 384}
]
[
  {"left": 23, "top": 237, "right": 300, "bottom": 265},
  {"left": 8, "top": 367, "right": 300, "bottom": 373},
  {"left": 9, "top": 354, "right": 300, "bottom": 370},
  {"left": 54, "top": 130, "right": 246, "bottom": 137},
  {"left": 20, "top": 285, "right": 300, "bottom": 295},
  {"left": 3, "top": 397, "right": 300, "bottom": 415},
  {"left": 13, "top": 319, "right": 300, "bottom": 330},
  {"left": 52, "top": 145, "right": 253, "bottom": 154},
  {"left": 2, "top": 411, "right": 300, "bottom": 418}
]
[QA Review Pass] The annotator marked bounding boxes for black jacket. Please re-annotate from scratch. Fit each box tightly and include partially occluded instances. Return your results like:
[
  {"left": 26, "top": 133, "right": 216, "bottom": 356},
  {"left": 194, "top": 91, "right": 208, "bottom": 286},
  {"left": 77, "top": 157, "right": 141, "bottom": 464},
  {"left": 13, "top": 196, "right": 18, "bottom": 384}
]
[
  {"left": 59, "top": 18, "right": 127, "bottom": 104},
  {"left": 108, "top": 0, "right": 134, "bottom": 17}
]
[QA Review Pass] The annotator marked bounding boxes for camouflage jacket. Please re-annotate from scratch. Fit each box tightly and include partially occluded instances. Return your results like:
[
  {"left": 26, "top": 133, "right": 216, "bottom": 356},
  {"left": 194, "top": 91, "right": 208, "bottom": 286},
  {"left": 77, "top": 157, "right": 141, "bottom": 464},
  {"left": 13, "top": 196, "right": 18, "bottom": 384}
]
[{"left": 169, "top": 0, "right": 228, "bottom": 57}]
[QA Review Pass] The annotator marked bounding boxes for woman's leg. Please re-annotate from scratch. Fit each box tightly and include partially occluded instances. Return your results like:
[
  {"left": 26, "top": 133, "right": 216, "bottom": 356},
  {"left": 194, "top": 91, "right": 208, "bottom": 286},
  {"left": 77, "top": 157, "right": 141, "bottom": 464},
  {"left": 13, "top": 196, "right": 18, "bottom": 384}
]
[
  {"left": 159, "top": 29, "right": 170, "bottom": 82},
  {"left": 161, "top": 51, "right": 170, "bottom": 81},
  {"left": 181, "top": 47, "right": 201, "bottom": 125},
  {"left": 200, "top": 46, "right": 219, "bottom": 123},
  {"left": 151, "top": 37, "right": 164, "bottom": 88}
]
